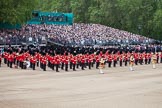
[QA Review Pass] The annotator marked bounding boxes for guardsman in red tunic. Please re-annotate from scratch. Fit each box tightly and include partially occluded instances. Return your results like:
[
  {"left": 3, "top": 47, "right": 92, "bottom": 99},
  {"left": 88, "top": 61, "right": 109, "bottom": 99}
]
[
  {"left": 49, "top": 55, "right": 53, "bottom": 69},
  {"left": 76, "top": 55, "right": 80, "bottom": 69},
  {"left": 124, "top": 53, "right": 128, "bottom": 66},
  {"left": 99, "top": 51, "right": 103, "bottom": 57},
  {"left": 85, "top": 54, "right": 89, "bottom": 68},
  {"left": 119, "top": 54, "right": 123, "bottom": 67},
  {"left": 146, "top": 53, "right": 149, "bottom": 65},
  {"left": 139, "top": 53, "right": 143, "bottom": 65},
  {"left": 134, "top": 53, "right": 138, "bottom": 65},
  {"left": 16, "top": 53, "right": 19, "bottom": 66},
  {"left": 113, "top": 54, "right": 117, "bottom": 67},
  {"left": 19, "top": 54, "right": 23, "bottom": 69},
  {"left": 42, "top": 56, "right": 47, "bottom": 71},
  {"left": 40, "top": 55, "right": 43, "bottom": 69},
  {"left": 50, "top": 57, "right": 55, "bottom": 70},
  {"left": 72, "top": 56, "right": 77, "bottom": 71},
  {"left": 96, "top": 55, "right": 100, "bottom": 69},
  {"left": 0, "top": 54, "right": 2, "bottom": 67},
  {"left": 69, "top": 54, "right": 73, "bottom": 69},
  {"left": 148, "top": 52, "right": 151, "bottom": 64},
  {"left": 9, "top": 54, "right": 14, "bottom": 68},
  {"left": 61, "top": 56, "right": 65, "bottom": 70},
  {"left": 108, "top": 54, "right": 112, "bottom": 68},
  {"left": 56, "top": 57, "right": 60, "bottom": 72},
  {"left": 22, "top": 53, "right": 26, "bottom": 69},
  {"left": 91, "top": 54, "right": 95, "bottom": 67},
  {"left": 88, "top": 56, "right": 92, "bottom": 69},
  {"left": 64, "top": 56, "right": 69, "bottom": 71},
  {"left": 71, "top": 57, "right": 74, "bottom": 71},
  {"left": 35, "top": 53, "right": 40, "bottom": 67},
  {"left": 12, "top": 52, "right": 16, "bottom": 64},
  {"left": 143, "top": 52, "right": 147, "bottom": 64},
  {"left": 3, "top": 52, "right": 7, "bottom": 64},
  {"left": 7, "top": 53, "right": 10, "bottom": 67},
  {"left": 30, "top": 56, "right": 33, "bottom": 68},
  {"left": 31, "top": 56, "right": 37, "bottom": 70},
  {"left": 81, "top": 56, "right": 85, "bottom": 70},
  {"left": 46, "top": 53, "right": 49, "bottom": 68}
]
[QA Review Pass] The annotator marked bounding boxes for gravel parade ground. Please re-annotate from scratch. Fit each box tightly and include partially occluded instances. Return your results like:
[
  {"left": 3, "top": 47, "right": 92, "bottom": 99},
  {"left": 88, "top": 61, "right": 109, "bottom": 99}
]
[{"left": 0, "top": 63, "right": 162, "bottom": 108}]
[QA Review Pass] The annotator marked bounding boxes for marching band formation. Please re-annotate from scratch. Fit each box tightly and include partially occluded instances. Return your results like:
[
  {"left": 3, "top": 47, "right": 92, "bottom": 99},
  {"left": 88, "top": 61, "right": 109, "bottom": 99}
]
[{"left": 0, "top": 48, "right": 161, "bottom": 73}]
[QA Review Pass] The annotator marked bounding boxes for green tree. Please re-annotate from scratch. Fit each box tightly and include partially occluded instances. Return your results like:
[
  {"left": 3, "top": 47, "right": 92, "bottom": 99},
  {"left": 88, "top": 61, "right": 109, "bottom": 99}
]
[{"left": 0, "top": 0, "right": 38, "bottom": 24}]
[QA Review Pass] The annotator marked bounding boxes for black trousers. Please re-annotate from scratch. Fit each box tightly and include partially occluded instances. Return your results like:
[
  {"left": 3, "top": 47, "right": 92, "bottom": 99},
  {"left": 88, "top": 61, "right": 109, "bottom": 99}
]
[
  {"left": 157, "top": 57, "right": 159, "bottom": 63},
  {"left": 135, "top": 59, "right": 138, "bottom": 65},
  {"left": 108, "top": 61, "right": 112, "bottom": 67},
  {"left": 7, "top": 60, "right": 10, "bottom": 67},
  {"left": 70, "top": 62, "right": 72, "bottom": 69},
  {"left": 125, "top": 60, "right": 127, "bottom": 66},
  {"left": 73, "top": 64, "right": 76, "bottom": 71},
  {"left": 61, "top": 63, "right": 64, "bottom": 70},
  {"left": 92, "top": 61, "right": 94, "bottom": 67},
  {"left": 32, "top": 63, "right": 35, "bottom": 70},
  {"left": 65, "top": 64, "right": 68, "bottom": 71},
  {"left": 51, "top": 64, "right": 54, "bottom": 70},
  {"left": 88, "top": 62, "right": 91, "bottom": 69},
  {"left": 0, "top": 60, "right": 1, "bottom": 67},
  {"left": 37, "top": 61, "right": 39, "bottom": 67},
  {"left": 139, "top": 59, "right": 143, "bottom": 65},
  {"left": 145, "top": 59, "right": 148, "bottom": 64},
  {"left": 120, "top": 60, "right": 122, "bottom": 67},
  {"left": 148, "top": 59, "right": 151, "bottom": 64},
  {"left": 96, "top": 62, "right": 99, "bottom": 69},
  {"left": 43, "top": 64, "right": 46, "bottom": 71},
  {"left": 113, "top": 60, "right": 117, "bottom": 67},
  {"left": 81, "top": 63, "right": 85, "bottom": 70},
  {"left": 56, "top": 64, "right": 59, "bottom": 72},
  {"left": 4, "top": 58, "right": 6, "bottom": 64},
  {"left": 30, "top": 62, "right": 33, "bottom": 68},
  {"left": 10, "top": 62, "right": 12, "bottom": 68}
]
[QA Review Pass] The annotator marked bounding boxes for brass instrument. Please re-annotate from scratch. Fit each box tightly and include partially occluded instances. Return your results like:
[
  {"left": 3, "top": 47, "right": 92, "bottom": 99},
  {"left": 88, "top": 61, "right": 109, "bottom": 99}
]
[{"left": 99, "top": 58, "right": 105, "bottom": 69}]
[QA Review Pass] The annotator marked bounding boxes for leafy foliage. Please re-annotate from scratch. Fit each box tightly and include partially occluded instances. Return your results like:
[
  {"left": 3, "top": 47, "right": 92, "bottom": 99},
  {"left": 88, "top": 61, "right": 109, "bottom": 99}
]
[{"left": 0, "top": 0, "right": 38, "bottom": 24}]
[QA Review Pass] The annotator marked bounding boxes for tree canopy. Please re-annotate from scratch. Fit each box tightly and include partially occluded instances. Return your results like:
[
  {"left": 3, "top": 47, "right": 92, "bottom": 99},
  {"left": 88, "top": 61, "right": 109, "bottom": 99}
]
[
  {"left": 0, "top": 0, "right": 38, "bottom": 24},
  {"left": 0, "top": 0, "right": 162, "bottom": 40}
]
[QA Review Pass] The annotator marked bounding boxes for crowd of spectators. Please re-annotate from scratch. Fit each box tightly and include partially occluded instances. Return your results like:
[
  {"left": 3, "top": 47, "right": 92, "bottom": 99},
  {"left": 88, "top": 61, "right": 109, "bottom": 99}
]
[{"left": 0, "top": 23, "right": 155, "bottom": 46}]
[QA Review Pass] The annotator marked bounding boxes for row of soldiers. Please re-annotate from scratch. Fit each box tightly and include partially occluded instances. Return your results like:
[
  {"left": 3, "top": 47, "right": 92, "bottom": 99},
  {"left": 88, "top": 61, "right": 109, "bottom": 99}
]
[{"left": 1, "top": 50, "right": 162, "bottom": 72}]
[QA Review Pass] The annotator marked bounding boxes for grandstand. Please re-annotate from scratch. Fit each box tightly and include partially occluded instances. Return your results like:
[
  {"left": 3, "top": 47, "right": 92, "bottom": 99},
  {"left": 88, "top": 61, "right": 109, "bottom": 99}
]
[{"left": 0, "top": 23, "right": 156, "bottom": 47}]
